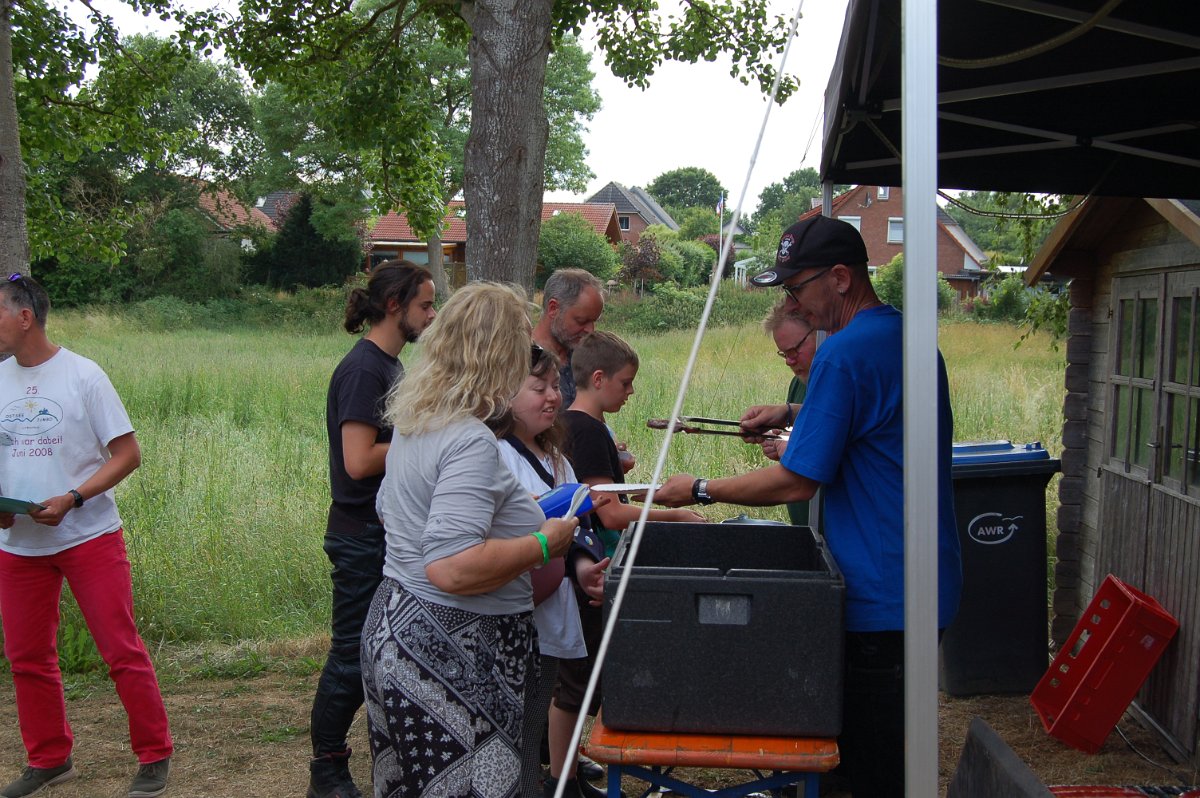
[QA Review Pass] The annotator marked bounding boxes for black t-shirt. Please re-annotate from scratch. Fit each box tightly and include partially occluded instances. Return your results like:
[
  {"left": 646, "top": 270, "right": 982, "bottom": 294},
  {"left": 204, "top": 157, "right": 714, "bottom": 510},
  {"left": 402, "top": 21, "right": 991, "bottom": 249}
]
[
  {"left": 565, "top": 409, "right": 628, "bottom": 551},
  {"left": 326, "top": 338, "right": 401, "bottom": 521},
  {"left": 564, "top": 410, "right": 624, "bottom": 487}
]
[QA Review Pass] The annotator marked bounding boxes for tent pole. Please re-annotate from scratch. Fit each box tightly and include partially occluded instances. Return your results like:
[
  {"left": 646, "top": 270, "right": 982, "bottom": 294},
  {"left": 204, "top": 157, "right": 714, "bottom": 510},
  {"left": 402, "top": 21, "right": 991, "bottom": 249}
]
[{"left": 901, "top": 0, "right": 940, "bottom": 794}]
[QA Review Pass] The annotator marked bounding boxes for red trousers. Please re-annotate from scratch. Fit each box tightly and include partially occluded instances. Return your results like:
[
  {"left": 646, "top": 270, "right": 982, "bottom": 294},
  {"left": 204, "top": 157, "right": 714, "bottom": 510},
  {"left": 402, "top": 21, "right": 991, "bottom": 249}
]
[{"left": 0, "top": 529, "right": 173, "bottom": 768}]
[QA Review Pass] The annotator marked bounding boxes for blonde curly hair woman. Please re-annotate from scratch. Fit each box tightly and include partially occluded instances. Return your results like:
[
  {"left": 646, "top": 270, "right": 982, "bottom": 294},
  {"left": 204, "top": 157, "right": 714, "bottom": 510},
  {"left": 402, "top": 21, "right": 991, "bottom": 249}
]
[{"left": 361, "top": 282, "right": 579, "bottom": 798}]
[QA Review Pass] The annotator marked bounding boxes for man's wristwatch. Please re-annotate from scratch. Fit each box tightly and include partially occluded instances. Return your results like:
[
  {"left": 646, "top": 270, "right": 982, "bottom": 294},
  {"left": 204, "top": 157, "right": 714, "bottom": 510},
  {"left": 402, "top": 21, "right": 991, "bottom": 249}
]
[
  {"left": 691, "top": 478, "right": 715, "bottom": 505},
  {"left": 68, "top": 489, "right": 85, "bottom": 508}
]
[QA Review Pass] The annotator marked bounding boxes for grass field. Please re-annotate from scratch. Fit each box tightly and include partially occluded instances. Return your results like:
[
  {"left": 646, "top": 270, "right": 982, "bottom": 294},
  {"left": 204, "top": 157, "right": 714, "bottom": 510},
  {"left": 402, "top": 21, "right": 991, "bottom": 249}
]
[{"left": 35, "top": 311, "right": 1065, "bottom": 661}]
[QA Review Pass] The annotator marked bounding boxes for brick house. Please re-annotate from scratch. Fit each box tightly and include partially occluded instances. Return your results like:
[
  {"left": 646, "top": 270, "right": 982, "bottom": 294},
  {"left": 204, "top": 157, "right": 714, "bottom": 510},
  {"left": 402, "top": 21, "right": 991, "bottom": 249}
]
[
  {"left": 802, "top": 185, "right": 989, "bottom": 300},
  {"left": 367, "top": 200, "right": 623, "bottom": 286},
  {"left": 585, "top": 182, "right": 679, "bottom": 245}
]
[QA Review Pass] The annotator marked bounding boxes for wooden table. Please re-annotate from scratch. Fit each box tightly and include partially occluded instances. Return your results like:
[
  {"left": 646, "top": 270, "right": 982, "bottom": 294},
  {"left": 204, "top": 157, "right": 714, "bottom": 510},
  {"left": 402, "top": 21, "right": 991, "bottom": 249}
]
[{"left": 583, "top": 716, "right": 840, "bottom": 798}]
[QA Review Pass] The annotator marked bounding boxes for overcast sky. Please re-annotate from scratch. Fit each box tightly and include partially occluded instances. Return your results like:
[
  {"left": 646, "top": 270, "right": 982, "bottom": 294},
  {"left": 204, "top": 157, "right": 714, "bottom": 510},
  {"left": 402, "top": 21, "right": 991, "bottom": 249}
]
[
  {"left": 86, "top": 0, "right": 851, "bottom": 213},
  {"left": 554, "top": 0, "right": 851, "bottom": 212}
]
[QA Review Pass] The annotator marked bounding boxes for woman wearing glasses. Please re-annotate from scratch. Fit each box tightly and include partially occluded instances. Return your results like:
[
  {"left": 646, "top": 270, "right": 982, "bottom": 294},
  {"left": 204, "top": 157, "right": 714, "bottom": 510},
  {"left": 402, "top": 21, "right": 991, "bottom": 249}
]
[{"left": 360, "top": 282, "right": 579, "bottom": 798}]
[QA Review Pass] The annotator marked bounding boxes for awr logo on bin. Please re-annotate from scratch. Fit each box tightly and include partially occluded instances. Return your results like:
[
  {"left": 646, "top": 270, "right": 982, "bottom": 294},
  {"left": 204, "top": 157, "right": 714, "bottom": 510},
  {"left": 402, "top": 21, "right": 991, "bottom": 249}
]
[{"left": 967, "top": 512, "right": 1023, "bottom": 544}]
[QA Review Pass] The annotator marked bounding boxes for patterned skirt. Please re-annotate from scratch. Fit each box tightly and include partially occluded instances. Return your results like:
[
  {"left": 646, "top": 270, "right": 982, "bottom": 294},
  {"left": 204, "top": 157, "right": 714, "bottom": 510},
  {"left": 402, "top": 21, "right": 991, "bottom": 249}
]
[{"left": 361, "top": 578, "right": 537, "bottom": 798}]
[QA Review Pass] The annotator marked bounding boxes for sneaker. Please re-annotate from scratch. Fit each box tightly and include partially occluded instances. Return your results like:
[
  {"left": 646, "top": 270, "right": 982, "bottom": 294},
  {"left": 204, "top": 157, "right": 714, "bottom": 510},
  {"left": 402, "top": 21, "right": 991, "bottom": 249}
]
[
  {"left": 128, "top": 758, "right": 170, "bottom": 798},
  {"left": 0, "top": 759, "right": 78, "bottom": 798},
  {"left": 308, "top": 749, "right": 362, "bottom": 798}
]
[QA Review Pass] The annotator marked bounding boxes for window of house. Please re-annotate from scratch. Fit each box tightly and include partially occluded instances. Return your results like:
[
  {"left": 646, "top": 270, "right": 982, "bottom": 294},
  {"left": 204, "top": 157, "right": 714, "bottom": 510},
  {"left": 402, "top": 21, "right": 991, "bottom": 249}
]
[
  {"left": 839, "top": 215, "right": 862, "bottom": 232},
  {"left": 878, "top": 187, "right": 890, "bottom": 200},
  {"left": 619, "top": 216, "right": 630, "bottom": 230},
  {"left": 887, "top": 217, "right": 904, "bottom": 243},
  {"left": 1108, "top": 272, "right": 1200, "bottom": 495}
]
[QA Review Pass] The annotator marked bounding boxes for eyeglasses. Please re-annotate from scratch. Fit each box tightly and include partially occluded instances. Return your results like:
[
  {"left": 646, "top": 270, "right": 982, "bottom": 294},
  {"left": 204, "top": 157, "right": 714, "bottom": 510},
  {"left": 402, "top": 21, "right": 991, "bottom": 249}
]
[
  {"left": 531, "top": 343, "right": 546, "bottom": 369},
  {"left": 780, "top": 267, "right": 833, "bottom": 304},
  {"left": 776, "top": 327, "right": 816, "bottom": 360}
]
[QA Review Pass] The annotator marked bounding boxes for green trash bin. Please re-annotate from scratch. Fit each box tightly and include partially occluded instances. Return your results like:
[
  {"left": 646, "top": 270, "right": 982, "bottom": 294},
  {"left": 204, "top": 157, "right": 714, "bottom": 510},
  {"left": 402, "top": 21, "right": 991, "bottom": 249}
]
[{"left": 940, "top": 441, "right": 1061, "bottom": 696}]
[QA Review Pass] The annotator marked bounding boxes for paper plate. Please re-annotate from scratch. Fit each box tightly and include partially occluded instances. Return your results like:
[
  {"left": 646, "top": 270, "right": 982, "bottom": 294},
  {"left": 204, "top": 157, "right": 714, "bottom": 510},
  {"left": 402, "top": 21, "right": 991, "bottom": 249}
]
[{"left": 589, "top": 483, "right": 659, "bottom": 494}]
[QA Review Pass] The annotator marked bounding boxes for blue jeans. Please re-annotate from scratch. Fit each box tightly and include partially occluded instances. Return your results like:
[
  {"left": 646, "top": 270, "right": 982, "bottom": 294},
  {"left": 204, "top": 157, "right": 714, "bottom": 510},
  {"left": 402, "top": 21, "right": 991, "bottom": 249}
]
[{"left": 309, "top": 506, "right": 386, "bottom": 755}]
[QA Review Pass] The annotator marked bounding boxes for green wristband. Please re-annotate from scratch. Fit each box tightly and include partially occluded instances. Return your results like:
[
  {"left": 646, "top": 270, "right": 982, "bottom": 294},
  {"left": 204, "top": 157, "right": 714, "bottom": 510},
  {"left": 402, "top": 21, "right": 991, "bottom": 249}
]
[{"left": 531, "top": 531, "right": 550, "bottom": 565}]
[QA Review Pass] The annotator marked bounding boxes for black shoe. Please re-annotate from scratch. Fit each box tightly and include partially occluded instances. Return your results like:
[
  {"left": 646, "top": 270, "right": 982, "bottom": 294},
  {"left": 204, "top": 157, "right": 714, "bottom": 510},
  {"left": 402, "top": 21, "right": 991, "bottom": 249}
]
[
  {"left": 577, "top": 755, "right": 604, "bottom": 783},
  {"left": 577, "top": 776, "right": 612, "bottom": 798},
  {"left": 128, "top": 758, "right": 170, "bottom": 798},
  {"left": 308, "top": 748, "right": 362, "bottom": 798},
  {"left": 1, "top": 759, "right": 78, "bottom": 798}
]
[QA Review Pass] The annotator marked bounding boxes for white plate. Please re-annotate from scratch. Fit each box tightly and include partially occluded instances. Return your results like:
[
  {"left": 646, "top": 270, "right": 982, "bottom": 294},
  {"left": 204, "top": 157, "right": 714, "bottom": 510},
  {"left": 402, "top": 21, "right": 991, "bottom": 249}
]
[{"left": 590, "top": 483, "right": 660, "bottom": 494}]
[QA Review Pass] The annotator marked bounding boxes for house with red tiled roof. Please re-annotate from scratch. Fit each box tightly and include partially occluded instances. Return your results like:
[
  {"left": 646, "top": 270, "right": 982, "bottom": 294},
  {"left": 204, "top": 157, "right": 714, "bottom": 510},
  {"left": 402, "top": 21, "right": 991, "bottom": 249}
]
[
  {"left": 197, "top": 184, "right": 275, "bottom": 236},
  {"left": 802, "top": 185, "right": 989, "bottom": 300},
  {"left": 367, "top": 200, "right": 622, "bottom": 286}
]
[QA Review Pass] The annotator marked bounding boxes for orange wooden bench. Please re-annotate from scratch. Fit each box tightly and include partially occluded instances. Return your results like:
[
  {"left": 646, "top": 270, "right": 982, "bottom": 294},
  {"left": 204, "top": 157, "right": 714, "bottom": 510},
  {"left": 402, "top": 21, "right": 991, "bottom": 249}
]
[{"left": 583, "top": 715, "right": 839, "bottom": 798}]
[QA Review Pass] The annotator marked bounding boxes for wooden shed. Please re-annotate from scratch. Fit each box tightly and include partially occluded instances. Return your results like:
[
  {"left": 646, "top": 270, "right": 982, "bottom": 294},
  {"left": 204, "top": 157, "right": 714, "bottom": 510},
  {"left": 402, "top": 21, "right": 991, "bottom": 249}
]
[{"left": 1028, "top": 198, "right": 1200, "bottom": 765}]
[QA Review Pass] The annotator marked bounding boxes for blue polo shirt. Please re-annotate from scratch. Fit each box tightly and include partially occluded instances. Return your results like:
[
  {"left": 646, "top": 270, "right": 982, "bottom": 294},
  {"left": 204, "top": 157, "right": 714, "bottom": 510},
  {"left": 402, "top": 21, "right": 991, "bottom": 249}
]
[{"left": 780, "top": 304, "right": 961, "bottom": 631}]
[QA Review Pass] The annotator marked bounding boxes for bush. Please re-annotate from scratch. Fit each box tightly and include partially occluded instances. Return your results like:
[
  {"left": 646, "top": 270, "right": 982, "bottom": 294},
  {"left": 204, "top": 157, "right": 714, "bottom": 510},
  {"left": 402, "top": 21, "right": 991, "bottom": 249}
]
[
  {"left": 871, "top": 253, "right": 956, "bottom": 312},
  {"left": 121, "top": 285, "right": 347, "bottom": 333},
  {"left": 969, "top": 272, "right": 1031, "bottom": 323},
  {"left": 602, "top": 281, "right": 778, "bottom": 335},
  {"left": 536, "top": 212, "right": 619, "bottom": 288}
]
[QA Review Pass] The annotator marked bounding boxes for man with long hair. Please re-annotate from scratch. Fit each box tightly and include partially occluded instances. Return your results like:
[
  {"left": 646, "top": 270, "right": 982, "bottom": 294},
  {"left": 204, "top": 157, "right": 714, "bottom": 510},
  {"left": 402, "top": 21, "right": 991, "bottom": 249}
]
[{"left": 307, "top": 261, "right": 435, "bottom": 798}]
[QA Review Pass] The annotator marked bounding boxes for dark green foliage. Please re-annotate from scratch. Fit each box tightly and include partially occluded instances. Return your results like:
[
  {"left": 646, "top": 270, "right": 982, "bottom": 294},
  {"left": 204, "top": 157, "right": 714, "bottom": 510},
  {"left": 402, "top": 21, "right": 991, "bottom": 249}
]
[
  {"left": 749, "top": 168, "right": 844, "bottom": 232},
  {"left": 245, "top": 195, "right": 362, "bottom": 290},
  {"left": 675, "top": 206, "right": 720, "bottom": 240},
  {"left": 602, "top": 281, "right": 778, "bottom": 335},
  {"left": 871, "top": 253, "right": 957, "bottom": 312},
  {"left": 646, "top": 167, "right": 726, "bottom": 212},
  {"left": 130, "top": 209, "right": 245, "bottom": 302},
  {"left": 536, "top": 211, "right": 618, "bottom": 287},
  {"left": 942, "top": 192, "right": 1064, "bottom": 265},
  {"left": 1020, "top": 284, "right": 1069, "bottom": 349},
  {"left": 968, "top": 273, "right": 1031, "bottom": 322},
  {"left": 122, "top": 286, "right": 345, "bottom": 332}
]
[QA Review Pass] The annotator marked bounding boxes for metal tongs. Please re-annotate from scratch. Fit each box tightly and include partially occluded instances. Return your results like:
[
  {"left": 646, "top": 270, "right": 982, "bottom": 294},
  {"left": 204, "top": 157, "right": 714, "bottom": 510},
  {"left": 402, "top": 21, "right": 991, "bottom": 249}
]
[{"left": 646, "top": 415, "right": 782, "bottom": 440}]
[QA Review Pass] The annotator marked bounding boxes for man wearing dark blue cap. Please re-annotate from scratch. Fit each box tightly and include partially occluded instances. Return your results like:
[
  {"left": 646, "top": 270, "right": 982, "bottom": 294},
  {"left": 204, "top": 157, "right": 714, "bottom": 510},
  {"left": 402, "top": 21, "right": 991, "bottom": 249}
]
[{"left": 656, "top": 215, "right": 962, "bottom": 798}]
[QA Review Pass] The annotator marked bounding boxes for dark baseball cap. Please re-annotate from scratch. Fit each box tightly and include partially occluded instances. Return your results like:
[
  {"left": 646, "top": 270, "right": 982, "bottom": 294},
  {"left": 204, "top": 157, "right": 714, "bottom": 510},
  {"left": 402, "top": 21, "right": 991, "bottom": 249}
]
[{"left": 751, "top": 216, "right": 869, "bottom": 287}]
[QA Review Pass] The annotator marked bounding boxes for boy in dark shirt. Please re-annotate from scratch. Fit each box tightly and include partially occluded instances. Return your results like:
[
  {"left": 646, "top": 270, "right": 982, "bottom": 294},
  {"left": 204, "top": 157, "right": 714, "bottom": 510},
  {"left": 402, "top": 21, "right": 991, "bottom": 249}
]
[{"left": 547, "top": 331, "right": 704, "bottom": 798}]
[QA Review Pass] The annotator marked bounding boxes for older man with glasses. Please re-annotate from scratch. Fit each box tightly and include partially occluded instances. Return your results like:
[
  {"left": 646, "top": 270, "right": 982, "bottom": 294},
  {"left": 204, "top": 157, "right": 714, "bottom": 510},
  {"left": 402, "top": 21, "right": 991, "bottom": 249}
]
[{"left": 655, "top": 216, "right": 962, "bottom": 798}]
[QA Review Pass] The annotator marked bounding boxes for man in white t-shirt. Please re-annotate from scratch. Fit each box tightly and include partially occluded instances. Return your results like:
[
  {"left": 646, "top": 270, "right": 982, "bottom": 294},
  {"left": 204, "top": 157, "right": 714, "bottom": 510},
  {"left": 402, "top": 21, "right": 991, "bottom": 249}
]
[{"left": 0, "top": 273, "right": 173, "bottom": 798}]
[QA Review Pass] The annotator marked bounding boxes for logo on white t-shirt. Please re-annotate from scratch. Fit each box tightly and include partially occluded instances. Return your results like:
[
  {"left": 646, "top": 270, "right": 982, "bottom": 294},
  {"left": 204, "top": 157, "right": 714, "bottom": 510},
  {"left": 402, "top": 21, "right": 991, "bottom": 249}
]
[{"left": 1, "top": 397, "right": 63, "bottom": 438}]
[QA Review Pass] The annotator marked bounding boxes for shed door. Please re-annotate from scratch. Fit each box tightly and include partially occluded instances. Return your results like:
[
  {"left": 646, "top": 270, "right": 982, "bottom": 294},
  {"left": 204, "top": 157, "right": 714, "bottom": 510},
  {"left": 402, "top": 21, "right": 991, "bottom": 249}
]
[{"left": 1101, "top": 271, "right": 1200, "bottom": 762}]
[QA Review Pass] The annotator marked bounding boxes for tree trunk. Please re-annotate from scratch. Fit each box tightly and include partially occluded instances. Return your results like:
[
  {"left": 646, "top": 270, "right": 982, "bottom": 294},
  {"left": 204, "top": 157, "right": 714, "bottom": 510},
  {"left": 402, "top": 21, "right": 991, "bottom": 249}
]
[
  {"left": 460, "top": 0, "right": 551, "bottom": 292},
  {"left": 0, "top": 0, "right": 30, "bottom": 276},
  {"left": 425, "top": 235, "right": 450, "bottom": 299}
]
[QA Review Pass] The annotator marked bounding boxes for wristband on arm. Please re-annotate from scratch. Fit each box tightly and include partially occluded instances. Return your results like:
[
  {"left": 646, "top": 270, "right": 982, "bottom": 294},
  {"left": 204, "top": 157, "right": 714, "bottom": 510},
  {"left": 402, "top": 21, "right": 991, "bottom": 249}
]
[{"left": 530, "top": 531, "right": 550, "bottom": 565}]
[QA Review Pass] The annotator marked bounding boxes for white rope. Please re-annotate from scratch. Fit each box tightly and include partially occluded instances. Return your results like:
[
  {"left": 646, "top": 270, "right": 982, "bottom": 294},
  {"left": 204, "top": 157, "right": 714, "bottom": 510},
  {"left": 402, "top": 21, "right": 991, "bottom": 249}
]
[{"left": 552, "top": 4, "right": 807, "bottom": 795}]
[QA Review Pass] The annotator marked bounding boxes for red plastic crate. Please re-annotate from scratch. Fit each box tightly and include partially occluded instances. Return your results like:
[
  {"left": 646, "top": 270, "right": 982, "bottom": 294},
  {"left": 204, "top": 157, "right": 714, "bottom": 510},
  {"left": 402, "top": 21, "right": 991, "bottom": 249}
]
[{"left": 1031, "top": 575, "right": 1179, "bottom": 753}]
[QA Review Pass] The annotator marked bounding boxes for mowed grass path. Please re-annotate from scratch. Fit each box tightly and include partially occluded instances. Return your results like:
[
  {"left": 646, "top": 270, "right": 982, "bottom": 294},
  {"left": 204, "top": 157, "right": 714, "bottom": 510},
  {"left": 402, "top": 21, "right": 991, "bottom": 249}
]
[{"left": 41, "top": 313, "right": 1064, "bottom": 648}]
